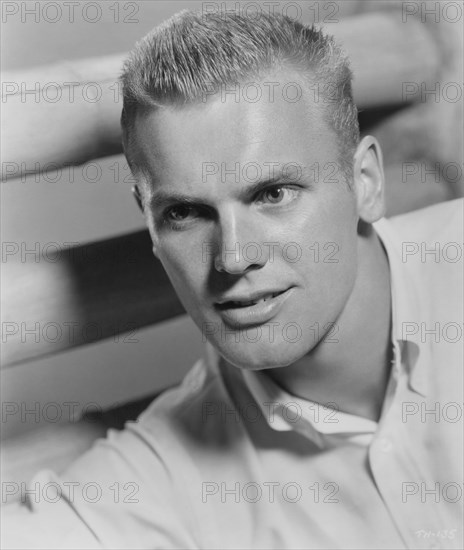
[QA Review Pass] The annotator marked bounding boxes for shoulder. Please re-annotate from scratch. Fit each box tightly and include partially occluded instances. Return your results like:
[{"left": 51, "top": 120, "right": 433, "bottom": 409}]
[
  {"left": 134, "top": 354, "right": 247, "bottom": 455},
  {"left": 383, "top": 198, "right": 463, "bottom": 243},
  {"left": 374, "top": 198, "right": 463, "bottom": 327},
  {"left": 374, "top": 199, "right": 463, "bottom": 270}
]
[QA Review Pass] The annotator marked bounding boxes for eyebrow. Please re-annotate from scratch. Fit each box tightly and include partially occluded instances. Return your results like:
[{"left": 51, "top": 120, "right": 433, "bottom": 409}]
[{"left": 147, "top": 166, "right": 314, "bottom": 211}]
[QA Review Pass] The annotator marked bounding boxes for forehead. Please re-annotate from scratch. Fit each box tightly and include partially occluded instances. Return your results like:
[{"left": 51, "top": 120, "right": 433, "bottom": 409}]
[{"left": 132, "top": 74, "right": 338, "bottom": 189}]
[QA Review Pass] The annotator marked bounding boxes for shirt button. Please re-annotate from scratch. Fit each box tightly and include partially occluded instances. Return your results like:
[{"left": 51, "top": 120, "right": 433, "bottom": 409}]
[{"left": 378, "top": 438, "right": 392, "bottom": 452}]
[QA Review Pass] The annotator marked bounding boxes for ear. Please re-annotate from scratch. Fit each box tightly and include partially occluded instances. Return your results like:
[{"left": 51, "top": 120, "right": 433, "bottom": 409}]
[
  {"left": 352, "top": 136, "right": 386, "bottom": 223},
  {"left": 132, "top": 184, "right": 144, "bottom": 213}
]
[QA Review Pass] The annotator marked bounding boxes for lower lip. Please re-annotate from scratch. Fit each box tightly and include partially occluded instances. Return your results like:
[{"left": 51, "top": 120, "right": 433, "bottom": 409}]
[{"left": 216, "top": 288, "right": 294, "bottom": 328}]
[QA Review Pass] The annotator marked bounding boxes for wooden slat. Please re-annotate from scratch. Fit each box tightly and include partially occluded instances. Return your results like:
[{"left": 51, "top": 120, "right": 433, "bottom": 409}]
[
  {"left": 1, "top": 231, "right": 185, "bottom": 368},
  {"left": 2, "top": 54, "right": 125, "bottom": 181},
  {"left": 331, "top": 12, "right": 440, "bottom": 108}
]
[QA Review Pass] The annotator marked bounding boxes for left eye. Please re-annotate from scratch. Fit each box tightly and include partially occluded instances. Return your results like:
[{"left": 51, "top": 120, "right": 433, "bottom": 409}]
[{"left": 260, "top": 186, "right": 298, "bottom": 205}]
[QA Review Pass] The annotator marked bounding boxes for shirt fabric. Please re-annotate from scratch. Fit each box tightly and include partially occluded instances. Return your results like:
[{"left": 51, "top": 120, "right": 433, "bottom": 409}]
[{"left": 2, "top": 199, "right": 463, "bottom": 549}]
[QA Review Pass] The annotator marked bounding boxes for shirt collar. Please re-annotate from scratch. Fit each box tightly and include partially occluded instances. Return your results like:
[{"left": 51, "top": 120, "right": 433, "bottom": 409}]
[
  {"left": 242, "top": 368, "right": 378, "bottom": 446},
  {"left": 373, "top": 217, "right": 427, "bottom": 397}
]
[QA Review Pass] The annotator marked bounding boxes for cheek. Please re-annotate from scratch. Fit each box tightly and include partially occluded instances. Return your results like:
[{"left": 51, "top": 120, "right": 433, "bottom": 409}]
[
  {"left": 288, "top": 201, "right": 358, "bottom": 301},
  {"left": 314, "top": 223, "right": 358, "bottom": 295},
  {"left": 157, "top": 238, "right": 208, "bottom": 300},
  {"left": 289, "top": 200, "right": 357, "bottom": 262}
]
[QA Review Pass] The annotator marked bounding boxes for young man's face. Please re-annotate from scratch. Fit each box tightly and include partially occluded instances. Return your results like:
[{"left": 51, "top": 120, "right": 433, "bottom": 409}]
[{"left": 132, "top": 76, "right": 360, "bottom": 370}]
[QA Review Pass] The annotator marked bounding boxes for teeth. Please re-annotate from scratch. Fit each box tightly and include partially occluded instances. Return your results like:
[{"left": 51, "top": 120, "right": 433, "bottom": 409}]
[
  {"left": 226, "top": 292, "right": 283, "bottom": 308},
  {"left": 234, "top": 293, "right": 276, "bottom": 307}
]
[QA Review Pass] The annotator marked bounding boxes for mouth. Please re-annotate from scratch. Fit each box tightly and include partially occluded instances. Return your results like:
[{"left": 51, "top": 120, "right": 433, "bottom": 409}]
[
  {"left": 214, "top": 288, "right": 294, "bottom": 328},
  {"left": 216, "top": 290, "right": 286, "bottom": 310}
]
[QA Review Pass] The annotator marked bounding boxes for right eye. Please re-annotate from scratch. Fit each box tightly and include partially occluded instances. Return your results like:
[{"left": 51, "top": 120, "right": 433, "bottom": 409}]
[{"left": 166, "top": 205, "right": 196, "bottom": 222}]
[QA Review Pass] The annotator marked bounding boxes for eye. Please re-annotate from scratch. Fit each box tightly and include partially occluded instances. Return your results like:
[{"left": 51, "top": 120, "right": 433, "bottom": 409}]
[
  {"left": 165, "top": 204, "right": 196, "bottom": 222},
  {"left": 258, "top": 185, "right": 299, "bottom": 205}
]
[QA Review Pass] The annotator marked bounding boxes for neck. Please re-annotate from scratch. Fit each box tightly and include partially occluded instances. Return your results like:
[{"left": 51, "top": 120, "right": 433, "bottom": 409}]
[{"left": 266, "top": 224, "right": 393, "bottom": 422}]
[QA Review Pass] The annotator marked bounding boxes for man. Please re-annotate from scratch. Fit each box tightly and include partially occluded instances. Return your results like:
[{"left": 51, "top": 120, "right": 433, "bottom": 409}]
[{"left": 3, "top": 9, "right": 463, "bottom": 549}]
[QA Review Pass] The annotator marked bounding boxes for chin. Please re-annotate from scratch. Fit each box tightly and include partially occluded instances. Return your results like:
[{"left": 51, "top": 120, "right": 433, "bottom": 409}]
[{"left": 212, "top": 337, "right": 310, "bottom": 371}]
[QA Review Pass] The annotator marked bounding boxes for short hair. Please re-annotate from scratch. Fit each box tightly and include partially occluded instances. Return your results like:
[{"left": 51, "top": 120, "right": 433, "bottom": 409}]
[{"left": 121, "top": 9, "right": 360, "bottom": 181}]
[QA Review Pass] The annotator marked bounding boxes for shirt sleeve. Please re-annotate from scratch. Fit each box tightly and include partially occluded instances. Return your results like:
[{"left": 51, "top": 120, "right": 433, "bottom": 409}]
[{"left": 1, "top": 424, "right": 200, "bottom": 549}]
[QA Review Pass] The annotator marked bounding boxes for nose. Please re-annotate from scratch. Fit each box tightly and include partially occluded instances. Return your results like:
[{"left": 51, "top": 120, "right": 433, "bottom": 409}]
[{"left": 213, "top": 205, "right": 268, "bottom": 274}]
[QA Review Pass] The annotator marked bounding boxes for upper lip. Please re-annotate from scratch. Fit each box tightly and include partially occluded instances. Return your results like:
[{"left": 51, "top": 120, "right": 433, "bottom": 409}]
[{"left": 215, "top": 288, "right": 288, "bottom": 306}]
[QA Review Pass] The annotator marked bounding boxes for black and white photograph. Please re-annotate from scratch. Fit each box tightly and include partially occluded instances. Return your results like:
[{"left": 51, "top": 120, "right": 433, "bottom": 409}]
[{"left": 1, "top": 0, "right": 463, "bottom": 548}]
